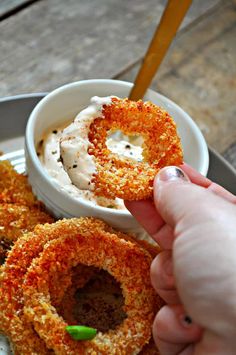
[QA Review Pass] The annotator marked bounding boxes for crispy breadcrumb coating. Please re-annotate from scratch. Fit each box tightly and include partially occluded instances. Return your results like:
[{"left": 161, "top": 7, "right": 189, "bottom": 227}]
[
  {"left": 23, "top": 219, "right": 157, "bottom": 354},
  {"left": 58, "top": 267, "right": 160, "bottom": 354},
  {"left": 0, "top": 203, "right": 54, "bottom": 263},
  {"left": 0, "top": 161, "right": 41, "bottom": 207},
  {"left": 0, "top": 218, "right": 162, "bottom": 354},
  {"left": 88, "top": 98, "right": 183, "bottom": 200}
]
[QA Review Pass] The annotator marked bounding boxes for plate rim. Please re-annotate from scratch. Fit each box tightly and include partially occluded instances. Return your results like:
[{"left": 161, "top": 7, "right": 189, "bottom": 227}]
[{"left": 0, "top": 92, "right": 47, "bottom": 103}]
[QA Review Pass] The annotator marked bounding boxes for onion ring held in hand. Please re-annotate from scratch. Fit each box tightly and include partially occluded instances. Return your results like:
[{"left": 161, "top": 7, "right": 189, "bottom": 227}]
[
  {"left": 23, "top": 219, "right": 157, "bottom": 354},
  {"left": 0, "top": 218, "right": 161, "bottom": 354},
  {"left": 88, "top": 97, "right": 183, "bottom": 200}
]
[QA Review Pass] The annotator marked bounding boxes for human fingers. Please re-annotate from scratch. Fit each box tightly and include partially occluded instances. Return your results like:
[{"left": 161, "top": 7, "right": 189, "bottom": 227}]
[
  {"left": 124, "top": 199, "right": 165, "bottom": 236},
  {"left": 125, "top": 166, "right": 201, "bottom": 250},
  {"left": 126, "top": 165, "right": 235, "bottom": 249},
  {"left": 181, "top": 163, "right": 236, "bottom": 203},
  {"left": 153, "top": 166, "right": 235, "bottom": 229},
  {"left": 152, "top": 224, "right": 174, "bottom": 250},
  {"left": 123, "top": 167, "right": 196, "bottom": 232},
  {"left": 207, "top": 182, "right": 236, "bottom": 203},
  {"left": 150, "top": 250, "right": 180, "bottom": 304},
  {"left": 180, "top": 163, "right": 211, "bottom": 187},
  {"left": 125, "top": 199, "right": 175, "bottom": 249},
  {"left": 153, "top": 304, "right": 202, "bottom": 355}
]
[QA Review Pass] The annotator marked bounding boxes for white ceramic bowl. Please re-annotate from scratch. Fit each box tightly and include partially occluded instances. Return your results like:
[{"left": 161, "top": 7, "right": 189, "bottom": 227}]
[{"left": 25, "top": 79, "right": 209, "bottom": 234}]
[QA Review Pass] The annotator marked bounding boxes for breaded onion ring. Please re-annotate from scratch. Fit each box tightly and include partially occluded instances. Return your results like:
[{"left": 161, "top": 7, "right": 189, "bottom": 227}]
[
  {"left": 58, "top": 267, "right": 160, "bottom": 354},
  {"left": 0, "top": 161, "right": 41, "bottom": 207},
  {"left": 23, "top": 219, "right": 156, "bottom": 354},
  {"left": 0, "top": 220, "right": 90, "bottom": 355},
  {"left": 0, "top": 203, "right": 53, "bottom": 263},
  {"left": 0, "top": 222, "right": 61, "bottom": 354},
  {"left": 88, "top": 97, "right": 183, "bottom": 200},
  {"left": 0, "top": 218, "right": 161, "bottom": 354}
]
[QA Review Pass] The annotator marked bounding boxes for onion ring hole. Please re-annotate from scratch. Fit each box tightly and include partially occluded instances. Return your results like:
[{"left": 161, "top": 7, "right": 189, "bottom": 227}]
[
  {"left": 57, "top": 267, "right": 126, "bottom": 333},
  {"left": 106, "top": 130, "right": 144, "bottom": 163}
]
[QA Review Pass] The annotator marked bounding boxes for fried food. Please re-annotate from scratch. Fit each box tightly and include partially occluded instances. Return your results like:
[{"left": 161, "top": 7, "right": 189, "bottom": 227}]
[
  {"left": 0, "top": 220, "right": 70, "bottom": 355},
  {"left": 55, "top": 234, "right": 161, "bottom": 353},
  {"left": 0, "top": 203, "right": 54, "bottom": 263},
  {"left": 0, "top": 160, "right": 41, "bottom": 207},
  {"left": 23, "top": 219, "right": 157, "bottom": 354},
  {"left": 88, "top": 97, "right": 183, "bottom": 200},
  {"left": 0, "top": 218, "right": 161, "bottom": 354},
  {"left": 58, "top": 268, "right": 160, "bottom": 354},
  {"left": 0, "top": 160, "right": 54, "bottom": 264}
]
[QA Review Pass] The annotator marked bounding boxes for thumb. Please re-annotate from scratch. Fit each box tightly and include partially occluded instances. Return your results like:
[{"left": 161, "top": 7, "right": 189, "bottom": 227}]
[{"left": 153, "top": 166, "right": 218, "bottom": 228}]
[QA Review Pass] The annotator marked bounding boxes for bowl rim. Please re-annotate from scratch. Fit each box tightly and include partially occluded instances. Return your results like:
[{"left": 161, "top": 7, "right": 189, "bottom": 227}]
[{"left": 25, "top": 79, "right": 209, "bottom": 218}]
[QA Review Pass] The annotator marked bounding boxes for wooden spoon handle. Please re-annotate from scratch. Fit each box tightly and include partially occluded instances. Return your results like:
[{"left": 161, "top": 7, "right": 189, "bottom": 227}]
[{"left": 129, "top": 0, "right": 193, "bottom": 101}]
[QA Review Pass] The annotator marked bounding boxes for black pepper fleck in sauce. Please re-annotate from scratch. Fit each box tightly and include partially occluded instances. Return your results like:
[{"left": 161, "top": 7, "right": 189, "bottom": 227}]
[
  {"left": 51, "top": 150, "right": 57, "bottom": 155},
  {"left": 125, "top": 144, "right": 131, "bottom": 149},
  {"left": 52, "top": 130, "right": 58, "bottom": 134},
  {"left": 73, "top": 164, "right": 77, "bottom": 168},
  {"left": 36, "top": 139, "right": 44, "bottom": 157}
]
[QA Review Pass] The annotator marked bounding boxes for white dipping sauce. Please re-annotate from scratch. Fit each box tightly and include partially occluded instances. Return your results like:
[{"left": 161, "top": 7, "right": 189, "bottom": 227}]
[
  {"left": 60, "top": 96, "right": 113, "bottom": 191},
  {"left": 38, "top": 96, "right": 143, "bottom": 210}
]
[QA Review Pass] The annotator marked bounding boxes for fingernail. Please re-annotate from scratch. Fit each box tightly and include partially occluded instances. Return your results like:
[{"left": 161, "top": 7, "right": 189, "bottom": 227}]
[
  {"left": 156, "top": 166, "right": 190, "bottom": 183},
  {"left": 180, "top": 314, "right": 193, "bottom": 328}
]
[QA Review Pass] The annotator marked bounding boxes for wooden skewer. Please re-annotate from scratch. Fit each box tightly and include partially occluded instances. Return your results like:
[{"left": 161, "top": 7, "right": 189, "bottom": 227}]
[{"left": 129, "top": 0, "right": 193, "bottom": 101}]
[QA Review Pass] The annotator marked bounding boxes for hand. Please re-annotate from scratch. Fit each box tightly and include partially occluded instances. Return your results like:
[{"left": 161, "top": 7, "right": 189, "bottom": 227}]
[{"left": 126, "top": 164, "right": 236, "bottom": 355}]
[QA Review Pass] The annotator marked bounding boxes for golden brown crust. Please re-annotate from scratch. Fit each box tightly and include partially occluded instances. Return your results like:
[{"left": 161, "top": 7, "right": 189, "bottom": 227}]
[
  {"left": 0, "top": 218, "right": 162, "bottom": 354},
  {"left": 0, "top": 203, "right": 54, "bottom": 263},
  {"left": 0, "top": 161, "right": 54, "bottom": 265},
  {"left": 23, "top": 219, "right": 156, "bottom": 354},
  {"left": 0, "top": 160, "right": 41, "bottom": 207},
  {"left": 88, "top": 98, "right": 183, "bottom": 200}
]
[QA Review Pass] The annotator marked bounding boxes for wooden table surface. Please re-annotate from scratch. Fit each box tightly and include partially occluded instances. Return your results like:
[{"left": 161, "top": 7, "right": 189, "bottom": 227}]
[{"left": 1, "top": 0, "right": 236, "bottom": 168}]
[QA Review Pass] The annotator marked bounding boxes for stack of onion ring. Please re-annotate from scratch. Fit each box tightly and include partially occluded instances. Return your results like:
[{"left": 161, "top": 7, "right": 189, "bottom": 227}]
[
  {"left": 0, "top": 160, "right": 42, "bottom": 207},
  {"left": 0, "top": 161, "right": 54, "bottom": 264},
  {"left": 88, "top": 97, "right": 183, "bottom": 200},
  {"left": 0, "top": 218, "right": 162, "bottom": 354},
  {"left": 0, "top": 203, "right": 53, "bottom": 263}
]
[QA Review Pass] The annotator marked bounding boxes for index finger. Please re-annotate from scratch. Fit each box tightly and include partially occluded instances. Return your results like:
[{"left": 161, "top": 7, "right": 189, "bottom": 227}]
[
  {"left": 181, "top": 163, "right": 236, "bottom": 203},
  {"left": 125, "top": 199, "right": 165, "bottom": 236},
  {"left": 180, "top": 163, "right": 211, "bottom": 187}
]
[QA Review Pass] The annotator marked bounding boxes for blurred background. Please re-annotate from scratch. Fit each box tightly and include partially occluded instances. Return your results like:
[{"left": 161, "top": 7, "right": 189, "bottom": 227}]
[{"left": 0, "top": 0, "right": 235, "bottom": 166}]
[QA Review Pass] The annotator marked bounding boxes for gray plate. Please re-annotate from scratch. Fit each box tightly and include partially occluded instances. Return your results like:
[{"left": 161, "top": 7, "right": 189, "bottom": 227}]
[{"left": 0, "top": 94, "right": 236, "bottom": 354}]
